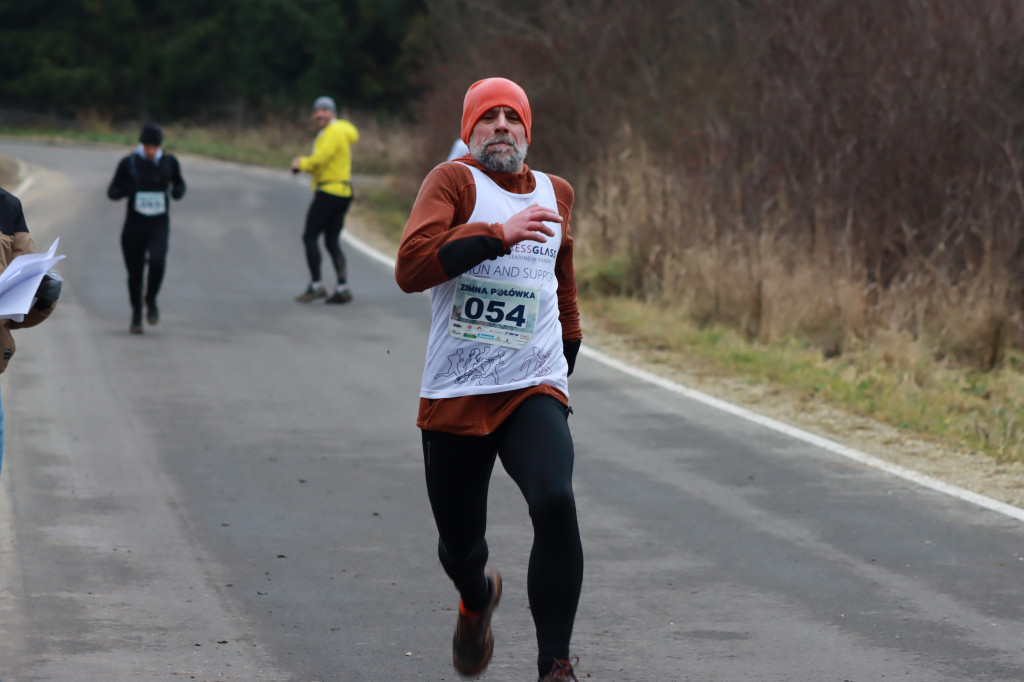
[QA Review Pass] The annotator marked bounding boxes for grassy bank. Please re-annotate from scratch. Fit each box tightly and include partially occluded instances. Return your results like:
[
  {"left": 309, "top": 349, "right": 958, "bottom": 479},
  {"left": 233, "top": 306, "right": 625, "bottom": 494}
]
[
  {"left": 0, "top": 114, "right": 402, "bottom": 174},
  {"left": 570, "top": 138, "right": 1024, "bottom": 464},
  {"left": 575, "top": 295, "right": 1024, "bottom": 461},
  {"left": 0, "top": 122, "right": 303, "bottom": 168},
  {"left": 0, "top": 118, "right": 418, "bottom": 245}
]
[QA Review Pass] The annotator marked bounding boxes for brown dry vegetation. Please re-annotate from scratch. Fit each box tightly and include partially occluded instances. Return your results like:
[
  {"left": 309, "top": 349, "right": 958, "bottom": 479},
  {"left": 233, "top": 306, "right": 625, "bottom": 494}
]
[
  {"left": 0, "top": 156, "right": 20, "bottom": 190},
  {"left": 404, "top": 0, "right": 1024, "bottom": 461},
  {"left": 414, "top": 0, "right": 1024, "bottom": 364}
]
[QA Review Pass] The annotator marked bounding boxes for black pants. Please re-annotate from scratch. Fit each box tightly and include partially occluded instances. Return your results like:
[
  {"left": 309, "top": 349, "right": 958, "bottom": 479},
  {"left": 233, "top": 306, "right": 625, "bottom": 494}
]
[
  {"left": 302, "top": 191, "right": 351, "bottom": 284},
  {"left": 121, "top": 220, "right": 169, "bottom": 314},
  {"left": 422, "top": 394, "right": 583, "bottom": 675}
]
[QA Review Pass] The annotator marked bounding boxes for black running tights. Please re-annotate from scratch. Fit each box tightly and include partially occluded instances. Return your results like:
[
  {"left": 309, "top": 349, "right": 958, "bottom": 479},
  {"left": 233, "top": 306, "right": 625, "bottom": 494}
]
[
  {"left": 422, "top": 394, "right": 584, "bottom": 675},
  {"left": 302, "top": 191, "right": 351, "bottom": 284},
  {"left": 121, "top": 220, "right": 169, "bottom": 314}
]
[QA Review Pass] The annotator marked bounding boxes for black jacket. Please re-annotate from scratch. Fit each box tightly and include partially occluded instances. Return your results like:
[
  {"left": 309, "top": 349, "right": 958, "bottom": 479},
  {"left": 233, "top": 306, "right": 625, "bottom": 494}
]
[
  {"left": 0, "top": 189, "right": 57, "bottom": 374},
  {"left": 107, "top": 151, "right": 186, "bottom": 225}
]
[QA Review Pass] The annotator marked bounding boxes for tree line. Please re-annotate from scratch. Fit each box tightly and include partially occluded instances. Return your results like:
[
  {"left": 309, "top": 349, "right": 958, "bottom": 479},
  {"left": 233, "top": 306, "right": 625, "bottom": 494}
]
[{"left": 1, "top": 0, "right": 425, "bottom": 124}]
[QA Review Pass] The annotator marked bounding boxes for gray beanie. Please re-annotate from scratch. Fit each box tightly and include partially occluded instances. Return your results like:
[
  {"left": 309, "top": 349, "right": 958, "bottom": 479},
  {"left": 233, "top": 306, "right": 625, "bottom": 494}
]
[{"left": 313, "top": 96, "right": 337, "bottom": 113}]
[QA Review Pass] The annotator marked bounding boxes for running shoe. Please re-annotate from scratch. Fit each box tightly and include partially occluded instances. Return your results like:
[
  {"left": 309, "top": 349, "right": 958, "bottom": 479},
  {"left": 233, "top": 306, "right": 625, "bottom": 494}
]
[
  {"left": 146, "top": 302, "right": 159, "bottom": 325},
  {"left": 325, "top": 289, "right": 353, "bottom": 304},
  {"left": 453, "top": 566, "right": 502, "bottom": 676},
  {"left": 540, "top": 657, "right": 579, "bottom": 681},
  {"left": 130, "top": 312, "right": 143, "bottom": 335},
  {"left": 295, "top": 284, "right": 327, "bottom": 302}
]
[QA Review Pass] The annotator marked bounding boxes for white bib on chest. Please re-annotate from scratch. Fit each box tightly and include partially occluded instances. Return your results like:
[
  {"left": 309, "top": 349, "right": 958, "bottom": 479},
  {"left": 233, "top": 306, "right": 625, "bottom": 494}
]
[
  {"left": 134, "top": 191, "right": 167, "bottom": 216},
  {"left": 419, "top": 165, "right": 568, "bottom": 400}
]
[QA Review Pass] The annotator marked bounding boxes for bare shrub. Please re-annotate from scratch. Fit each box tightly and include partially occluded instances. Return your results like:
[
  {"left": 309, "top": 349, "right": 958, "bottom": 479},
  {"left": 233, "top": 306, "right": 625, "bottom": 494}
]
[
  {"left": 722, "top": 0, "right": 1024, "bottom": 362},
  {"left": 347, "top": 115, "right": 426, "bottom": 178},
  {"left": 408, "top": 0, "right": 732, "bottom": 176},
  {"left": 74, "top": 109, "right": 114, "bottom": 134},
  {"left": 409, "top": 0, "right": 1024, "bottom": 369}
]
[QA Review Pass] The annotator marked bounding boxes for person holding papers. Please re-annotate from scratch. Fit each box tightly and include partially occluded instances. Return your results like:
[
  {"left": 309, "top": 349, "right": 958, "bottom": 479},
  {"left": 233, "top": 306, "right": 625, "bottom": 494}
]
[
  {"left": 107, "top": 123, "right": 186, "bottom": 334},
  {"left": 0, "top": 186, "right": 61, "bottom": 473}
]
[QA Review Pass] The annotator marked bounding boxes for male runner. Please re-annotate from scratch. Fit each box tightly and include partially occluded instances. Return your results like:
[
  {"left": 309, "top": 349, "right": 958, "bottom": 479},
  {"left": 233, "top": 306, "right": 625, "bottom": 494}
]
[
  {"left": 107, "top": 123, "right": 186, "bottom": 333},
  {"left": 291, "top": 96, "right": 359, "bottom": 304},
  {"left": 396, "top": 77, "right": 583, "bottom": 682}
]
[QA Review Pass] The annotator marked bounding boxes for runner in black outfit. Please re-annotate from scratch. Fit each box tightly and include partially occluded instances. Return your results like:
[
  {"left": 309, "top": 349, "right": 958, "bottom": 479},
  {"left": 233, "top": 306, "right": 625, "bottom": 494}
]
[{"left": 107, "top": 123, "right": 186, "bottom": 334}]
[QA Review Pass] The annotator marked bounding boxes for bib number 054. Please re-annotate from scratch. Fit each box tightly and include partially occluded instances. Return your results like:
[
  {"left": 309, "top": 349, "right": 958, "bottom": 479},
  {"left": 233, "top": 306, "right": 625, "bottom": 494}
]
[
  {"left": 463, "top": 298, "right": 527, "bottom": 327},
  {"left": 448, "top": 274, "right": 540, "bottom": 349}
]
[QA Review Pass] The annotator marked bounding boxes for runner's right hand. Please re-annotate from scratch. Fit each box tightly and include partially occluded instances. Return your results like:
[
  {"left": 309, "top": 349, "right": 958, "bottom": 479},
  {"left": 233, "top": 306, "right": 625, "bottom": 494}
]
[{"left": 501, "top": 203, "right": 560, "bottom": 246}]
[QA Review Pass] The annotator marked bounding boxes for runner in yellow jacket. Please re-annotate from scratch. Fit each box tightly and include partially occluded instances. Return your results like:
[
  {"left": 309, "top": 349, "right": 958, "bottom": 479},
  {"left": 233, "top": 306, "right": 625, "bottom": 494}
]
[{"left": 291, "top": 96, "right": 359, "bottom": 304}]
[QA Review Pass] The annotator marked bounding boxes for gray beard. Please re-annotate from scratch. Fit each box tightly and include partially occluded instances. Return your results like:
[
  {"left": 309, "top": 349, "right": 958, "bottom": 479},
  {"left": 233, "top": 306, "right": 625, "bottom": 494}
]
[{"left": 470, "top": 134, "right": 528, "bottom": 174}]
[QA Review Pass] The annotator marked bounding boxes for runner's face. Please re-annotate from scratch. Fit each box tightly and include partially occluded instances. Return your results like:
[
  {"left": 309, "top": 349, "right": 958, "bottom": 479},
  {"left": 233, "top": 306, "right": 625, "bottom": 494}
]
[
  {"left": 142, "top": 143, "right": 160, "bottom": 161},
  {"left": 312, "top": 107, "right": 334, "bottom": 129},
  {"left": 469, "top": 106, "right": 528, "bottom": 174}
]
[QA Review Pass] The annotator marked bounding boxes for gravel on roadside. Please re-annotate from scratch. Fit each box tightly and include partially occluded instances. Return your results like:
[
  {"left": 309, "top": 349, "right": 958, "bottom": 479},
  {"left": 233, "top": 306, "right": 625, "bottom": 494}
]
[{"left": 0, "top": 154, "right": 22, "bottom": 190}]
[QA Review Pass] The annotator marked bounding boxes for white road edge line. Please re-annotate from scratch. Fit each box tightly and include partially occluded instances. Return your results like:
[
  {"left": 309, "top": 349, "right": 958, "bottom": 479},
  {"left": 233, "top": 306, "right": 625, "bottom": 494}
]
[
  {"left": 343, "top": 231, "right": 396, "bottom": 269},
  {"left": 13, "top": 159, "right": 32, "bottom": 196},
  {"left": 579, "top": 345, "right": 1024, "bottom": 523},
  {"left": 346, "top": 231, "right": 1024, "bottom": 524}
]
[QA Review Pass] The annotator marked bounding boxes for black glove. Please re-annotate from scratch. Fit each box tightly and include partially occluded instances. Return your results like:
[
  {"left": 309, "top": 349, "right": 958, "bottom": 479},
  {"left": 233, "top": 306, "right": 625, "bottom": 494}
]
[
  {"left": 34, "top": 271, "right": 62, "bottom": 310},
  {"left": 563, "top": 339, "right": 581, "bottom": 377}
]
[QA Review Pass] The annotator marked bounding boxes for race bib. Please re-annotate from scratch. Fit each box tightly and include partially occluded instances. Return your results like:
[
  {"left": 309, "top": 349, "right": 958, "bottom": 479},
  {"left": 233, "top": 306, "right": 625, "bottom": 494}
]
[
  {"left": 448, "top": 274, "right": 540, "bottom": 349},
  {"left": 134, "top": 191, "right": 167, "bottom": 216}
]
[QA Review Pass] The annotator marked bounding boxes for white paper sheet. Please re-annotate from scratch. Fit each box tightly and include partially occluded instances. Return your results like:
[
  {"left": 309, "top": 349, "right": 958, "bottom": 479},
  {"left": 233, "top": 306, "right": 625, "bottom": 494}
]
[{"left": 0, "top": 238, "right": 66, "bottom": 322}]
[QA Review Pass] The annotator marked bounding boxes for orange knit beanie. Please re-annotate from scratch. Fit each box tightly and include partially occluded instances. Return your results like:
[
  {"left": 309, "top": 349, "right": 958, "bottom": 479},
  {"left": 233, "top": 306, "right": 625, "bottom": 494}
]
[{"left": 461, "top": 77, "right": 532, "bottom": 145}]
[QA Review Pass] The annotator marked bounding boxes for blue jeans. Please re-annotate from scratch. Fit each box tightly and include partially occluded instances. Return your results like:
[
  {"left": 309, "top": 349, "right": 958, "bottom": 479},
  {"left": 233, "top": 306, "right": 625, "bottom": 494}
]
[{"left": 0, "top": 385, "right": 6, "bottom": 474}]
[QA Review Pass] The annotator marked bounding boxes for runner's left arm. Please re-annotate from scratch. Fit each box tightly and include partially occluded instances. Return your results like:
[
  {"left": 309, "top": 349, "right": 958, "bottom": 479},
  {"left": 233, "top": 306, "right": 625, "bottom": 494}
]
[
  {"left": 106, "top": 157, "right": 135, "bottom": 200},
  {"left": 549, "top": 175, "right": 583, "bottom": 374},
  {"left": 169, "top": 156, "right": 186, "bottom": 200}
]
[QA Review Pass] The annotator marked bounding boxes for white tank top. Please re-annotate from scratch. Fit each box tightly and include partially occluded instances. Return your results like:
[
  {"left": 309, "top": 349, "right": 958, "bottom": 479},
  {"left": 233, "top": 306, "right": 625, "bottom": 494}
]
[{"left": 419, "top": 165, "right": 569, "bottom": 400}]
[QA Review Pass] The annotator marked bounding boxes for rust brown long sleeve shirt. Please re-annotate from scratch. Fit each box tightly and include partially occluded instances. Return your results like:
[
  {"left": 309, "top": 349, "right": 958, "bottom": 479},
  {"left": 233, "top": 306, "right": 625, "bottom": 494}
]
[{"left": 395, "top": 155, "right": 582, "bottom": 435}]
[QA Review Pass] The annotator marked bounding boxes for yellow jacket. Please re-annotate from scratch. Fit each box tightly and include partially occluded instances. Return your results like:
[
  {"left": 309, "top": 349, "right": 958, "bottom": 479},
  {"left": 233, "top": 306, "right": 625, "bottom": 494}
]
[{"left": 298, "top": 118, "right": 359, "bottom": 198}]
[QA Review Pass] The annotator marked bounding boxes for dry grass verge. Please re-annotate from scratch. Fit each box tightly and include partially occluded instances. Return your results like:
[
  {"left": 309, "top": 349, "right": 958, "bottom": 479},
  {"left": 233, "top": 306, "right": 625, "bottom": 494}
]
[
  {"left": 0, "top": 155, "right": 21, "bottom": 190},
  {"left": 578, "top": 303, "right": 1024, "bottom": 508},
  {"left": 572, "top": 133, "right": 1024, "bottom": 466}
]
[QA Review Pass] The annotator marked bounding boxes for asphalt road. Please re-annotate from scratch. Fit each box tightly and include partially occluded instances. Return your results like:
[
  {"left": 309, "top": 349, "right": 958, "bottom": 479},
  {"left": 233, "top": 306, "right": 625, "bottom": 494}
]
[{"left": 0, "top": 139, "right": 1022, "bottom": 682}]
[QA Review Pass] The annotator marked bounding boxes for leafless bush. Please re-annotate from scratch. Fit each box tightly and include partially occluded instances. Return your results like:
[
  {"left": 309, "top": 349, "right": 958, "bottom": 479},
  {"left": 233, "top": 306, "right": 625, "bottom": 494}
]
[
  {"left": 409, "top": 0, "right": 731, "bottom": 175},
  {"left": 411, "top": 0, "right": 1024, "bottom": 368},
  {"left": 717, "top": 0, "right": 1024, "bottom": 363}
]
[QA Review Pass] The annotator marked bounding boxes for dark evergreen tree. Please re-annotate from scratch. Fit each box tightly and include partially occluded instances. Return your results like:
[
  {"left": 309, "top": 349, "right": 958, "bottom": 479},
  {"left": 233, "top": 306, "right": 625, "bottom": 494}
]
[{"left": 0, "top": 0, "right": 425, "bottom": 122}]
